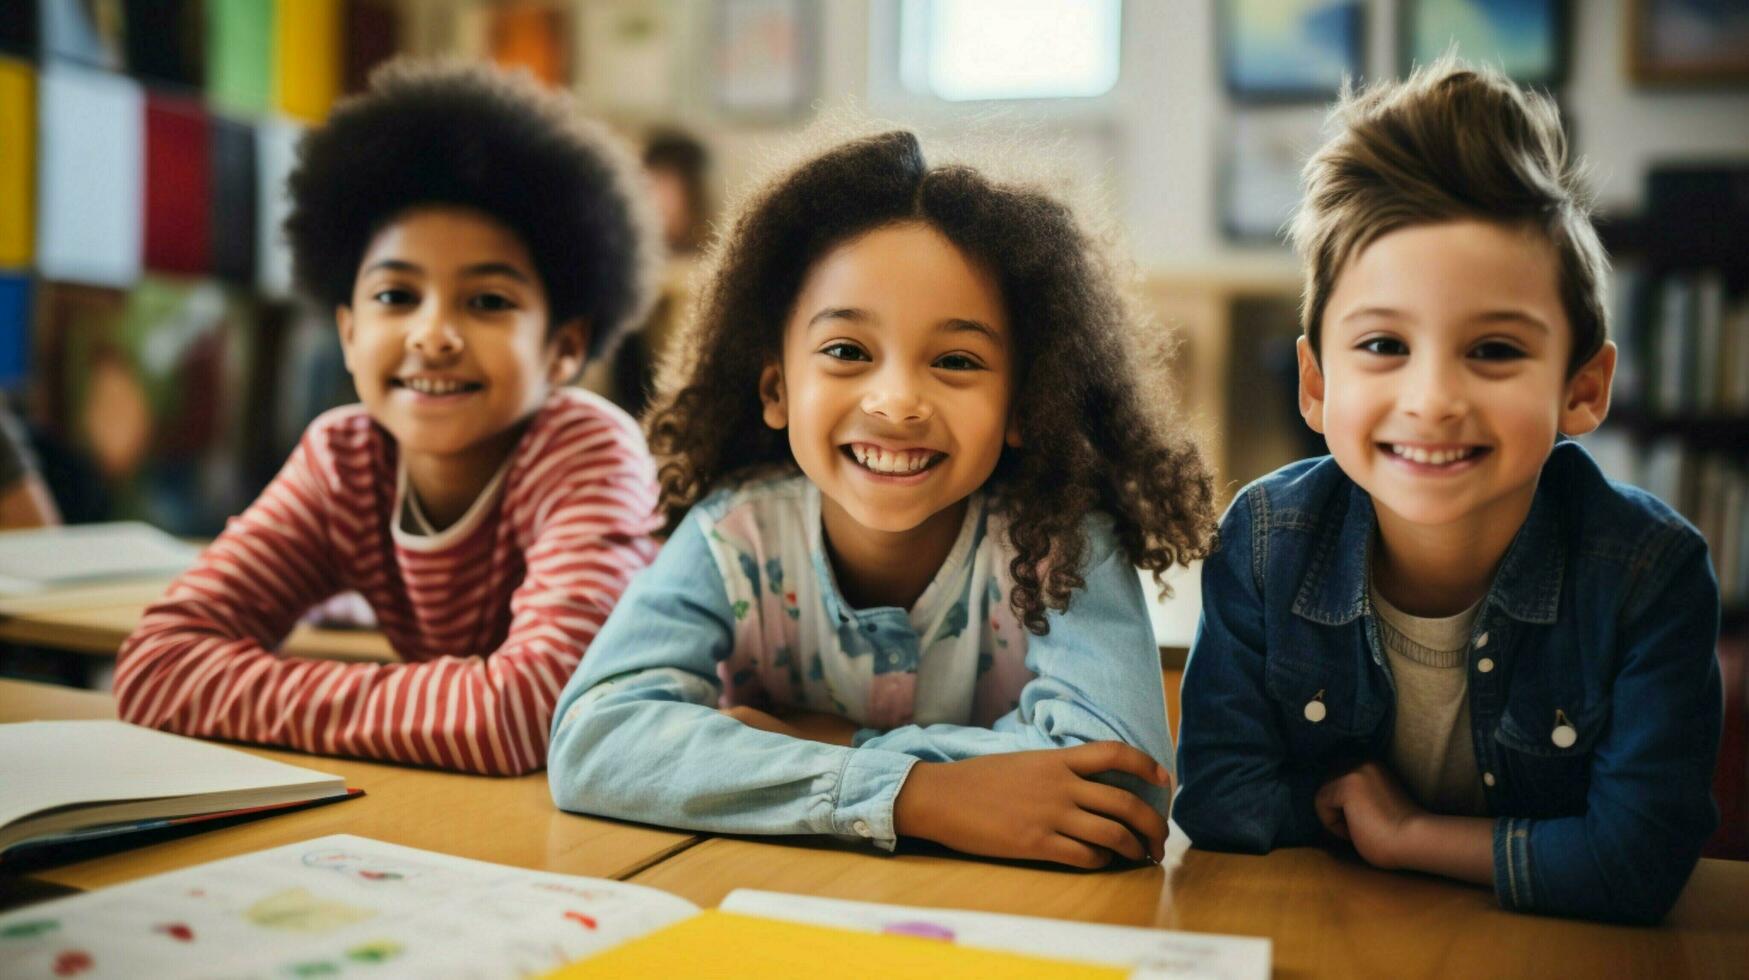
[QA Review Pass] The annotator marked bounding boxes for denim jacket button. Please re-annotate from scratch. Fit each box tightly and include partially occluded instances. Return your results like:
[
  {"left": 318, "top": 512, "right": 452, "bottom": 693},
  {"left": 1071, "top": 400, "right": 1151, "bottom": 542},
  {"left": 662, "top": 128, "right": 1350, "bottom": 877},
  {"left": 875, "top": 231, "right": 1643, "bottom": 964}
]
[
  {"left": 1477, "top": 657, "right": 1495, "bottom": 673},
  {"left": 852, "top": 819, "right": 872, "bottom": 837},
  {"left": 1483, "top": 772, "right": 1496, "bottom": 787},
  {"left": 1304, "top": 700, "right": 1326, "bottom": 723},
  {"left": 1475, "top": 631, "right": 1490, "bottom": 649},
  {"left": 1552, "top": 724, "right": 1577, "bottom": 749}
]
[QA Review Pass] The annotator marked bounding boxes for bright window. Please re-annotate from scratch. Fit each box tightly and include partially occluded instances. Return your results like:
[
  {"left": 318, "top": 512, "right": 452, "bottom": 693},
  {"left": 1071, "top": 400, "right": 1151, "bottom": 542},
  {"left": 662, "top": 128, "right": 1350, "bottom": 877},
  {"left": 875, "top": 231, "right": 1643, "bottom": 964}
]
[{"left": 899, "top": 0, "right": 1123, "bottom": 102}]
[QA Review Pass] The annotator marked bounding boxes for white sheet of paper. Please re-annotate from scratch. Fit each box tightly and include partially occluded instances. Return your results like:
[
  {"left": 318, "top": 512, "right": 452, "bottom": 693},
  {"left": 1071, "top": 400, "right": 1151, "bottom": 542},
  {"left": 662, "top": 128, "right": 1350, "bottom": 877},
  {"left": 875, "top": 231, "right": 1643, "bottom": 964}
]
[
  {"left": 0, "top": 835, "right": 698, "bottom": 979},
  {"left": 720, "top": 889, "right": 1271, "bottom": 980},
  {"left": 0, "top": 522, "right": 198, "bottom": 594},
  {"left": 35, "top": 66, "right": 142, "bottom": 288},
  {"left": 0, "top": 721, "right": 345, "bottom": 850}
]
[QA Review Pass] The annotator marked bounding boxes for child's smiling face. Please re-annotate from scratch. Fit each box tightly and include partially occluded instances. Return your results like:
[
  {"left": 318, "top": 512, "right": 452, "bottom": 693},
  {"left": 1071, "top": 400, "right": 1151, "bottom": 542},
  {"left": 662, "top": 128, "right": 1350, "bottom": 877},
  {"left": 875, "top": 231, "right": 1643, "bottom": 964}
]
[
  {"left": 760, "top": 221, "right": 1019, "bottom": 538},
  {"left": 336, "top": 206, "right": 585, "bottom": 468},
  {"left": 1299, "top": 219, "right": 1615, "bottom": 532}
]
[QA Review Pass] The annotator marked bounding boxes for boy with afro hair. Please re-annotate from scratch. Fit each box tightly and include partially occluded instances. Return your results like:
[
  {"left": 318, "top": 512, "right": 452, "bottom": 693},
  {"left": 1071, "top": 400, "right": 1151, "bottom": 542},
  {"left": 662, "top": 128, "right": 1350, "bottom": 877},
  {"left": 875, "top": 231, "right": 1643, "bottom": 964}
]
[{"left": 116, "top": 61, "right": 664, "bottom": 775}]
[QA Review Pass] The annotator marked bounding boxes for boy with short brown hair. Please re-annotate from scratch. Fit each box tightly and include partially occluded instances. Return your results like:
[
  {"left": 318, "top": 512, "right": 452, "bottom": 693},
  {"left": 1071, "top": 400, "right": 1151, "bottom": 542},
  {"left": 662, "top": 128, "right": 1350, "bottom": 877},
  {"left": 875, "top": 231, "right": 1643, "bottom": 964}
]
[{"left": 1175, "top": 59, "right": 1722, "bottom": 923}]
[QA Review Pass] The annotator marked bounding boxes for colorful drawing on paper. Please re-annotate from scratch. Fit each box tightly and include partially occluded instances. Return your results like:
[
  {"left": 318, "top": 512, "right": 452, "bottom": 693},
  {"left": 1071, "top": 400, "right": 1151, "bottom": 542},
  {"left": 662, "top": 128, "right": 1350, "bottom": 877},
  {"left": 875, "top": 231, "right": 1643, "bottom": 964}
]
[
  {"left": 152, "top": 922, "right": 194, "bottom": 942},
  {"left": 50, "top": 949, "right": 92, "bottom": 976},
  {"left": 344, "top": 940, "right": 403, "bottom": 964},
  {"left": 245, "top": 889, "right": 376, "bottom": 933},
  {"left": 301, "top": 848, "right": 425, "bottom": 883},
  {"left": 534, "top": 883, "right": 620, "bottom": 902},
  {"left": 0, "top": 835, "right": 701, "bottom": 978},
  {"left": 882, "top": 920, "right": 957, "bottom": 941},
  {"left": 1, "top": 920, "right": 59, "bottom": 940}
]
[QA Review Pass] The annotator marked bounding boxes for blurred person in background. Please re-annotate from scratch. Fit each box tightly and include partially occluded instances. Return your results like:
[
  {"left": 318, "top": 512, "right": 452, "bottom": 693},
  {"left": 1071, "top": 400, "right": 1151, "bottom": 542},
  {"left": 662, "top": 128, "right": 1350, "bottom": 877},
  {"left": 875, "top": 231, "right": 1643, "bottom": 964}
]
[{"left": 0, "top": 401, "right": 62, "bottom": 529}]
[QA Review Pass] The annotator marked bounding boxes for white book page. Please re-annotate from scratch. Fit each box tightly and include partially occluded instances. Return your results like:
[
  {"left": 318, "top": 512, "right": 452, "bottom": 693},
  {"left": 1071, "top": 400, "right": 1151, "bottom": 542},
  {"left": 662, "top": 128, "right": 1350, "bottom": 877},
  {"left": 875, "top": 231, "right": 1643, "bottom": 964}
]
[
  {"left": 720, "top": 890, "right": 1270, "bottom": 980},
  {"left": 0, "top": 835, "right": 698, "bottom": 979},
  {"left": 0, "top": 522, "right": 197, "bottom": 594},
  {"left": 0, "top": 722, "right": 343, "bottom": 838}
]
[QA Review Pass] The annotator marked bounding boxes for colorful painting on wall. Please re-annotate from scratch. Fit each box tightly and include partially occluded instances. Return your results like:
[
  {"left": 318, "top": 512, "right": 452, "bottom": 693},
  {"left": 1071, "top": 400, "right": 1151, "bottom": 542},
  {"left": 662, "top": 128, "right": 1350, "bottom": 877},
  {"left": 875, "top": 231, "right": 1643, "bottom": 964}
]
[{"left": 1221, "top": 0, "right": 1366, "bottom": 103}]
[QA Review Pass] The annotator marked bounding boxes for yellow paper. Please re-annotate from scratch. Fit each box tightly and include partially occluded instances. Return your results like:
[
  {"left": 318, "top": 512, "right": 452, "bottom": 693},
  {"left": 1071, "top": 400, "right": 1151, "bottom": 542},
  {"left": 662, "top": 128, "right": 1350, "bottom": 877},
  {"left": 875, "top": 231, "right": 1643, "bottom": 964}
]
[
  {"left": 274, "top": 0, "right": 341, "bottom": 122},
  {"left": 547, "top": 910, "right": 1124, "bottom": 979},
  {"left": 0, "top": 58, "right": 34, "bottom": 268}
]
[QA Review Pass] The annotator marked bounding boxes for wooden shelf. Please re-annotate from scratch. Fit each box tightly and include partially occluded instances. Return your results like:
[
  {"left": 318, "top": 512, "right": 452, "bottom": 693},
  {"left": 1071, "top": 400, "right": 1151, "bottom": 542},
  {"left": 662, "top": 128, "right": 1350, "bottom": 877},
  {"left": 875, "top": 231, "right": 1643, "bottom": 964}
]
[{"left": 1606, "top": 408, "right": 1749, "bottom": 449}]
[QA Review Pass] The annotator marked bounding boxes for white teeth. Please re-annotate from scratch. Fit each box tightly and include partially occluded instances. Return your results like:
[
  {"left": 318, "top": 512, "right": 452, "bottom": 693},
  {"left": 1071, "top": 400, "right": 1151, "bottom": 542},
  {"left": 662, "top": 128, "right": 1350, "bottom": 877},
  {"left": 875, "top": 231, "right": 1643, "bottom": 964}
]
[
  {"left": 1390, "top": 444, "right": 1477, "bottom": 466},
  {"left": 404, "top": 377, "right": 470, "bottom": 395},
  {"left": 850, "top": 445, "right": 936, "bottom": 474}
]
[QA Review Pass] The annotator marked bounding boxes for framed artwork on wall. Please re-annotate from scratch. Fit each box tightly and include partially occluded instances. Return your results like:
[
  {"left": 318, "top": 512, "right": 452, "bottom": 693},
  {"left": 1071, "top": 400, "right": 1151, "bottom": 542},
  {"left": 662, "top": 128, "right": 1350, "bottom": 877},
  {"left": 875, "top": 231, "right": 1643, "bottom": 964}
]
[
  {"left": 710, "top": 0, "right": 818, "bottom": 120},
  {"left": 581, "top": 0, "right": 677, "bottom": 115},
  {"left": 1220, "top": 0, "right": 1366, "bottom": 103},
  {"left": 1400, "top": 0, "right": 1568, "bottom": 88},
  {"left": 1629, "top": 0, "right": 1749, "bottom": 86},
  {"left": 1219, "top": 106, "right": 1328, "bottom": 245}
]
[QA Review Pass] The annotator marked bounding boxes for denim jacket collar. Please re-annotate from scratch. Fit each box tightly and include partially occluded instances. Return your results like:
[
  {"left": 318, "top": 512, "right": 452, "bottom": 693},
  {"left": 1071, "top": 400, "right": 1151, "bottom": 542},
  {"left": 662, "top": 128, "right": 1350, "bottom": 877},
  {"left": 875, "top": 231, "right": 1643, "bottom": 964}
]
[
  {"left": 1484, "top": 482, "right": 1565, "bottom": 625},
  {"left": 1291, "top": 474, "right": 1565, "bottom": 628}
]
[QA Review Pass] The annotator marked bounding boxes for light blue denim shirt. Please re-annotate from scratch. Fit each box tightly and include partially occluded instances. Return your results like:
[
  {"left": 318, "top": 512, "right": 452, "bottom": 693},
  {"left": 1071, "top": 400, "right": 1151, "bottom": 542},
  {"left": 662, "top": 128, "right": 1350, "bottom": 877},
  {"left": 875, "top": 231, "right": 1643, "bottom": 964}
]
[{"left": 548, "top": 474, "right": 1172, "bottom": 851}]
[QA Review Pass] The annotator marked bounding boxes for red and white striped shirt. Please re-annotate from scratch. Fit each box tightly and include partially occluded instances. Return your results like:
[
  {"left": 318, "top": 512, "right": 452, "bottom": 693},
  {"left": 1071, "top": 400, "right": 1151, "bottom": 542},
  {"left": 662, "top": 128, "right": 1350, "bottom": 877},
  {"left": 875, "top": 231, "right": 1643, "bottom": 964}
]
[{"left": 115, "top": 389, "right": 660, "bottom": 776}]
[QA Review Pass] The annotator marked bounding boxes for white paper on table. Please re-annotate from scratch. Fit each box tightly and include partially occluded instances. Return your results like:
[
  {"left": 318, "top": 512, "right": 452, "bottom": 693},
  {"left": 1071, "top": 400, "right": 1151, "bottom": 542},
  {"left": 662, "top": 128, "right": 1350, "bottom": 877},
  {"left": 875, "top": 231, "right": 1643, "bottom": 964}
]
[
  {"left": 35, "top": 66, "right": 143, "bottom": 288},
  {"left": 0, "top": 721, "right": 346, "bottom": 851},
  {"left": 0, "top": 522, "right": 198, "bottom": 595},
  {"left": 720, "top": 889, "right": 1271, "bottom": 980},
  {"left": 0, "top": 835, "right": 699, "bottom": 979}
]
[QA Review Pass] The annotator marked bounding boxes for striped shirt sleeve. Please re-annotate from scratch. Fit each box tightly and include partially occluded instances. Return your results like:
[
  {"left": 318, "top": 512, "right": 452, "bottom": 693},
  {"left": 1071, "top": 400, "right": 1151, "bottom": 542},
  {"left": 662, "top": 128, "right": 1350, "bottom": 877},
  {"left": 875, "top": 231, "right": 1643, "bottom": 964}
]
[
  {"left": 114, "top": 435, "right": 374, "bottom": 759},
  {"left": 114, "top": 403, "right": 660, "bottom": 776}
]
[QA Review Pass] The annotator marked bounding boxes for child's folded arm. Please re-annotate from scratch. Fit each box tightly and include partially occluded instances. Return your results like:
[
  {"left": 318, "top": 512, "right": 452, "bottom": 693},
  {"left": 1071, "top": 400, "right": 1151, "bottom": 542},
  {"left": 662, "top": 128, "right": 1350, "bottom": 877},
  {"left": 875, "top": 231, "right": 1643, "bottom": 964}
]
[
  {"left": 1172, "top": 487, "right": 1322, "bottom": 852},
  {"left": 114, "top": 437, "right": 656, "bottom": 777},
  {"left": 115, "top": 439, "right": 359, "bottom": 753},
  {"left": 546, "top": 514, "right": 920, "bottom": 850},
  {"left": 1494, "top": 535, "right": 1722, "bottom": 925},
  {"left": 852, "top": 516, "right": 1174, "bottom": 816}
]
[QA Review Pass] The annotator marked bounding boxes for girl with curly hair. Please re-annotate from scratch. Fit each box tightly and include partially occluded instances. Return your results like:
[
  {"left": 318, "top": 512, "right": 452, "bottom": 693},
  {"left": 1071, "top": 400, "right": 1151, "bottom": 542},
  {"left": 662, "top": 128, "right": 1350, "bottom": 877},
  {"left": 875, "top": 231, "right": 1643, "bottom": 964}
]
[{"left": 548, "top": 130, "right": 1215, "bottom": 868}]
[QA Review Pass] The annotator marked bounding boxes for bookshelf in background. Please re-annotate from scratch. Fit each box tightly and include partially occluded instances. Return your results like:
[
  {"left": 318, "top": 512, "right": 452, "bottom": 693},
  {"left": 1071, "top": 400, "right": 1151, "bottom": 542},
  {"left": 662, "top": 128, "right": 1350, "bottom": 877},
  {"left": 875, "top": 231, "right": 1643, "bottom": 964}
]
[{"left": 1591, "top": 164, "right": 1749, "bottom": 859}]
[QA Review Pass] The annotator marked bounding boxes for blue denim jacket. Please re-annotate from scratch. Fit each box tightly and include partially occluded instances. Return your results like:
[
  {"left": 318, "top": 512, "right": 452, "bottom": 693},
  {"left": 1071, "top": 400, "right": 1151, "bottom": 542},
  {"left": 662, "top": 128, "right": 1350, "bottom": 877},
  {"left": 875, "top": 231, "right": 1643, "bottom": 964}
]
[
  {"left": 1174, "top": 442, "right": 1721, "bottom": 924},
  {"left": 547, "top": 482, "right": 1171, "bottom": 852}
]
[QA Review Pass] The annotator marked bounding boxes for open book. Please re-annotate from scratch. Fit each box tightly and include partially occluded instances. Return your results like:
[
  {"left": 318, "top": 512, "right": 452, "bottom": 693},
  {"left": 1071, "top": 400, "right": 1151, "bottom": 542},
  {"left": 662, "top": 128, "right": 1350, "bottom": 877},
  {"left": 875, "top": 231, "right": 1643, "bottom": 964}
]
[
  {"left": 0, "top": 521, "right": 198, "bottom": 595},
  {"left": 0, "top": 721, "right": 354, "bottom": 858},
  {"left": 0, "top": 835, "right": 1269, "bottom": 978}
]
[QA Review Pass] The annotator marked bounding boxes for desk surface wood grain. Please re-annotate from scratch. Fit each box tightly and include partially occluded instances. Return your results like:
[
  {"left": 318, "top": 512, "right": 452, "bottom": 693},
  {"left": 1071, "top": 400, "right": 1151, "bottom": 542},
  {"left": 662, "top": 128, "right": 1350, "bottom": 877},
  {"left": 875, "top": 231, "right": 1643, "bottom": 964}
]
[
  {"left": 629, "top": 834, "right": 1749, "bottom": 978},
  {"left": 0, "top": 579, "right": 395, "bottom": 662}
]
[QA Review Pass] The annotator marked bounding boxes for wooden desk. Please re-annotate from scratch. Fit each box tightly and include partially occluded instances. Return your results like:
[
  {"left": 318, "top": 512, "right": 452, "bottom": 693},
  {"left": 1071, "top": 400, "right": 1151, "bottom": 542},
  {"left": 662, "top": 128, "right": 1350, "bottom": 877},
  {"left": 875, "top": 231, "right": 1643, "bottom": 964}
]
[
  {"left": 0, "top": 680, "right": 698, "bottom": 887},
  {"left": 629, "top": 836, "right": 1749, "bottom": 977},
  {"left": 0, "top": 581, "right": 395, "bottom": 662}
]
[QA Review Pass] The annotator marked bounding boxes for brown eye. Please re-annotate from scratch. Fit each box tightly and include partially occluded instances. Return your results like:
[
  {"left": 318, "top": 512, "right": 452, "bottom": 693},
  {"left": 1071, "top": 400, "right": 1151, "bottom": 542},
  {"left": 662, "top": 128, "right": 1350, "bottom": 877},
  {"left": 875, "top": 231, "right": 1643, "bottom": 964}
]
[
  {"left": 1356, "top": 337, "right": 1408, "bottom": 356},
  {"left": 820, "top": 342, "right": 870, "bottom": 362},
  {"left": 934, "top": 353, "right": 983, "bottom": 371},
  {"left": 372, "top": 288, "right": 416, "bottom": 306},
  {"left": 470, "top": 293, "right": 516, "bottom": 312},
  {"left": 1470, "top": 341, "right": 1526, "bottom": 361}
]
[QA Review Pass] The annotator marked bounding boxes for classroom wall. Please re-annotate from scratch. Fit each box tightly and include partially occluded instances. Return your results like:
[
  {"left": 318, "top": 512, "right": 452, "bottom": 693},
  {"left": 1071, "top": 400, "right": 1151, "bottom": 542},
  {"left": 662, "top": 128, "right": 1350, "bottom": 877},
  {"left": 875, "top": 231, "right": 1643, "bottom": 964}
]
[{"left": 474, "top": 0, "right": 1749, "bottom": 274}]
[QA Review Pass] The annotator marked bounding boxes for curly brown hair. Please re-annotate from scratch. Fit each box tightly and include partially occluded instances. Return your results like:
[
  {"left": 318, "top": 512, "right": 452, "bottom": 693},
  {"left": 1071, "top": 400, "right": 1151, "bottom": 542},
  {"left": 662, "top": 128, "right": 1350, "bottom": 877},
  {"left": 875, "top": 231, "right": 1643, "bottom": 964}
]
[
  {"left": 648, "top": 130, "right": 1215, "bottom": 634},
  {"left": 285, "top": 59, "right": 661, "bottom": 358}
]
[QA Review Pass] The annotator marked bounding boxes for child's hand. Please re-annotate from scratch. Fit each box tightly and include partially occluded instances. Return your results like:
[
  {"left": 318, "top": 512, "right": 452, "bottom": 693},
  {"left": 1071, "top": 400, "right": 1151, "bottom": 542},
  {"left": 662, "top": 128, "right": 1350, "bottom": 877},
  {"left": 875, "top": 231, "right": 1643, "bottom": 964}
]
[
  {"left": 893, "top": 741, "right": 1171, "bottom": 869},
  {"left": 1314, "top": 760, "right": 1423, "bottom": 868},
  {"left": 722, "top": 705, "right": 858, "bottom": 746}
]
